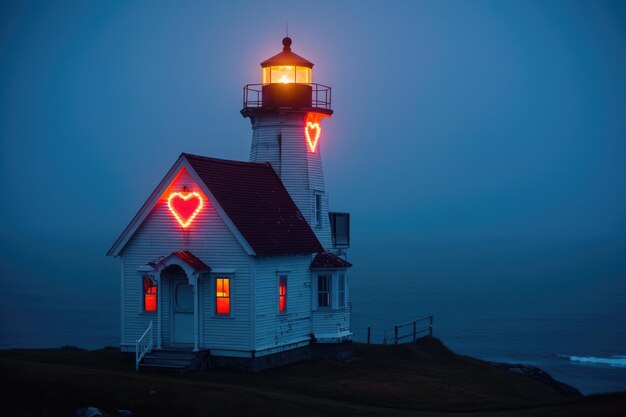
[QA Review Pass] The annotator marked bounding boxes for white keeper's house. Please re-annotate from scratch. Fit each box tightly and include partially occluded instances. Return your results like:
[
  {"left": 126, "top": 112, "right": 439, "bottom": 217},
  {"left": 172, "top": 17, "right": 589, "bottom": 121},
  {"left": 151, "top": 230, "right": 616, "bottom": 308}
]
[{"left": 107, "top": 37, "right": 352, "bottom": 371}]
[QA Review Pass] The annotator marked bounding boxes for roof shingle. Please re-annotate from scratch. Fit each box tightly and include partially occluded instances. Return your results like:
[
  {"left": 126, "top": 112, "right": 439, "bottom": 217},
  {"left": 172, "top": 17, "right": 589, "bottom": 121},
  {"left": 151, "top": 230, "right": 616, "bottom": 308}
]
[
  {"left": 310, "top": 251, "right": 352, "bottom": 270},
  {"left": 183, "top": 153, "right": 323, "bottom": 256}
]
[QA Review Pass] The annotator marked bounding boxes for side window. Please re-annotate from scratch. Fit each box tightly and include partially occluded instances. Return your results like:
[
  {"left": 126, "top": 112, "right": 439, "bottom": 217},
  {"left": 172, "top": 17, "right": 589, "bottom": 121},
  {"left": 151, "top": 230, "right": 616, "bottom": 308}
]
[
  {"left": 216, "top": 277, "right": 231, "bottom": 315},
  {"left": 317, "top": 274, "right": 330, "bottom": 308},
  {"left": 338, "top": 273, "right": 346, "bottom": 308},
  {"left": 143, "top": 276, "right": 157, "bottom": 312},
  {"left": 278, "top": 275, "right": 287, "bottom": 313},
  {"left": 315, "top": 193, "right": 322, "bottom": 227}
]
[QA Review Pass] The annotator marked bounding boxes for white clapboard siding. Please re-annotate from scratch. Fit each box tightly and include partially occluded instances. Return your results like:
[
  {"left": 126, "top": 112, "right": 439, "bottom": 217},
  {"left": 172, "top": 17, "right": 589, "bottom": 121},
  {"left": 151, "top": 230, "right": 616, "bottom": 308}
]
[
  {"left": 253, "top": 255, "right": 313, "bottom": 354},
  {"left": 120, "top": 168, "right": 253, "bottom": 352},
  {"left": 311, "top": 271, "right": 352, "bottom": 339},
  {"left": 249, "top": 112, "right": 333, "bottom": 249}
]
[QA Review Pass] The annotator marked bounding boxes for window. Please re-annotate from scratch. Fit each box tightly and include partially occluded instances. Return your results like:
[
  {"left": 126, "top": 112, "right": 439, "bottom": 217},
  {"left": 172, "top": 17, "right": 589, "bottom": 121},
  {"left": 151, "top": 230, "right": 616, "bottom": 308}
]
[
  {"left": 338, "top": 273, "right": 346, "bottom": 308},
  {"left": 262, "top": 66, "right": 312, "bottom": 84},
  {"left": 278, "top": 276, "right": 287, "bottom": 313},
  {"left": 216, "top": 277, "right": 231, "bottom": 315},
  {"left": 317, "top": 275, "right": 330, "bottom": 308},
  {"left": 330, "top": 212, "right": 350, "bottom": 247},
  {"left": 315, "top": 193, "right": 322, "bottom": 227},
  {"left": 143, "top": 276, "right": 157, "bottom": 312}
]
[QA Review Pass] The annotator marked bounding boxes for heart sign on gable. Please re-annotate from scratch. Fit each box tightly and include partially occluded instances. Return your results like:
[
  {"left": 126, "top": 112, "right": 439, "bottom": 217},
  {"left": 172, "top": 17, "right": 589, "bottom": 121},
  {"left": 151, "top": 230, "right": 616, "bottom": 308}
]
[{"left": 167, "top": 192, "right": 204, "bottom": 228}]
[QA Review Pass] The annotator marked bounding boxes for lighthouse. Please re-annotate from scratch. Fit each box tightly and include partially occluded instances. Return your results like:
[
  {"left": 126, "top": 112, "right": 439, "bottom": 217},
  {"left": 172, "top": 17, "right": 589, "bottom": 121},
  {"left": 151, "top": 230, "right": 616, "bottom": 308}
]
[
  {"left": 108, "top": 36, "right": 352, "bottom": 372},
  {"left": 242, "top": 37, "right": 336, "bottom": 250}
]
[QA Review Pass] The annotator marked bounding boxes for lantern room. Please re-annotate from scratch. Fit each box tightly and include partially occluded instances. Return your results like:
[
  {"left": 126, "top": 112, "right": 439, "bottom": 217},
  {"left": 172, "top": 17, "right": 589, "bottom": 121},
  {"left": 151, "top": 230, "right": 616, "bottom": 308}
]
[
  {"left": 261, "top": 37, "right": 313, "bottom": 84},
  {"left": 240, "top": 37, "right": 331, "bottom": 113}
]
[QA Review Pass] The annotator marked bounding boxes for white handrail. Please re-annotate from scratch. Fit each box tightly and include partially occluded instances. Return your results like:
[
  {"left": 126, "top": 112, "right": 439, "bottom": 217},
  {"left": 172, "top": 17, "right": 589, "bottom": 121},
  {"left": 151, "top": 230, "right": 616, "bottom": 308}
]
[{"left": 135, "top": 320, "right": 153, "bottom": 370}]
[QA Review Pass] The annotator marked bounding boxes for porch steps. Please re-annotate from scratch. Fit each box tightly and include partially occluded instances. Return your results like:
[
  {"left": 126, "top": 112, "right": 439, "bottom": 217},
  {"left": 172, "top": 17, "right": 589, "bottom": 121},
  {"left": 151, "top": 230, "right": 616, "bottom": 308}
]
[{"left": 139, "top": 349, "right": 209, "bottom": 372}]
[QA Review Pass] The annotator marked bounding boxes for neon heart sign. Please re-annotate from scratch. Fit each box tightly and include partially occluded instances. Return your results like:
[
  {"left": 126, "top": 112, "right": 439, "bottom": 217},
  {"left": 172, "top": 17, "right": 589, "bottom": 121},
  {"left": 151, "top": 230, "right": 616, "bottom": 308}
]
[
  {"left": 304, "top": 112, "right": 329, "bottom": 153},
  {"left": 305, "top": 122, "right": 321, "bottom": 153},
  {"left": 167, "top": 192, "right": 204, "bottom": 228}
]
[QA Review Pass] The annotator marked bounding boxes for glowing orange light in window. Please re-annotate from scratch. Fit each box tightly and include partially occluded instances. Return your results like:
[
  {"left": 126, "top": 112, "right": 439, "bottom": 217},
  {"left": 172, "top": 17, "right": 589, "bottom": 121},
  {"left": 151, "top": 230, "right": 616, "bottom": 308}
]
[
  {"left": 279, "top": 74, "right": 291, "bottom": 83},
  {"left": 305, "top": 112, "right": 329, "bottom": 153},
  {"left": 216, "top": 278, "right": 231, "bottom": 315},
  {"left": 143, "top": 276, "right": 157, "bottom": 312},
  {"left": 279, "top": 277, "right": 287, "bottom": 312},
  {"left": 167, "top": 192, "right": 204, "bottom": 228}
]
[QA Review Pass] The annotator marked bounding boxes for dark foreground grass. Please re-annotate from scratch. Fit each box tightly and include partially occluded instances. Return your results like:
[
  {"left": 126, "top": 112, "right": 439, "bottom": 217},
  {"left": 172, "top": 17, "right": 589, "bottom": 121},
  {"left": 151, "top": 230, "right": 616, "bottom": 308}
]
[{"left": 1, "top": 337, "right": 625, "bottom": 417}]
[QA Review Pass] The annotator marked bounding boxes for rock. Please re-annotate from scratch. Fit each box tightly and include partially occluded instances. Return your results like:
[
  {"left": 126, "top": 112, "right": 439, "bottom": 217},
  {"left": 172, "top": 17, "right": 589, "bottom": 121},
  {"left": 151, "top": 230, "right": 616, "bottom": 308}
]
[
  {"left": 73, "top": 407, "right": 104, "bottom": 417},
  {"left": 73, "top": 407, "right": 135, "bottom": 417},
  {"left": 489, "top": 362, "right": 582, "bottom": 396}
]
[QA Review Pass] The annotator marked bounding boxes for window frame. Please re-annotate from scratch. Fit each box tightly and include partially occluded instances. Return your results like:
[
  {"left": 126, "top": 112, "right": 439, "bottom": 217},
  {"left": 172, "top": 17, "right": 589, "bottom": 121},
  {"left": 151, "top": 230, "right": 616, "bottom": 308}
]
[
  {"left": 316, "top": 273, "right": 331, "bottom": 309},
  {"left": 278, "top": 275, "right": 288, "bottom": 314},
  {"left": 214, "top": 276, "right": 232, "bottom": 316},
  {"left": 142, "top": 275, "right": 157, "bottom": 313},
  {"left": 314, "top": 192, "right": 323, "bottom": 227},
  {"left": 338, "top": 273, "right": 346, "bottom": 308}
]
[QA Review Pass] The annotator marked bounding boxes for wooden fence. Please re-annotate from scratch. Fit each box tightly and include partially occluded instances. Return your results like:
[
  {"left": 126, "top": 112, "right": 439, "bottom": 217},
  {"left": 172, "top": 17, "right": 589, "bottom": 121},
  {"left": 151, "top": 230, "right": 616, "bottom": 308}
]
[{"left": 366, "top": 315, "right": 433, "bottom": 345}]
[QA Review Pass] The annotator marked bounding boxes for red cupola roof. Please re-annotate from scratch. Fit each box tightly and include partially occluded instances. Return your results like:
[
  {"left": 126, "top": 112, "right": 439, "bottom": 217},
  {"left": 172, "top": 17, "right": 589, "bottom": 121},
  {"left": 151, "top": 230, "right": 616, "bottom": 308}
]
[{"left": 260, "top": 37, "right": 314, "bottom": 68}]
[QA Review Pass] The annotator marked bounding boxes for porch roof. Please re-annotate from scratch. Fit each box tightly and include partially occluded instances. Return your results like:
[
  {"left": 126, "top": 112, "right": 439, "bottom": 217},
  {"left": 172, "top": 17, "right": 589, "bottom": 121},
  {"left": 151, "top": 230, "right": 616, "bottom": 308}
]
[
  {"left": 310, "top": 251, "right": 352, "bottom": 270},
  {"left": 148, "top": 251, "right": 211, "bottom": 272}
]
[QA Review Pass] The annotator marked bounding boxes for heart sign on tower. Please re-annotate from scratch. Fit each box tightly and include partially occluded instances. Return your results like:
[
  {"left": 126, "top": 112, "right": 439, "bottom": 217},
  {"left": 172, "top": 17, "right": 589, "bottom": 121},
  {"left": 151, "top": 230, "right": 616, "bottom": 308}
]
[
  {"left": 305, "top": 122, "right": 321, "bottom": 152},
  {"left": 305, "top": 112, "right": 329, "bottom": 153},
  {"left": 167, "top": 191, "right": 204, "bottom": 228}
]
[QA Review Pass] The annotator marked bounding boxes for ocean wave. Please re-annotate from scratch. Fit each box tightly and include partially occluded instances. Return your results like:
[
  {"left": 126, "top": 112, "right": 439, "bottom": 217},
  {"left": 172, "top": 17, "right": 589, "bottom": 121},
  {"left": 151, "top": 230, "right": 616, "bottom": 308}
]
[{"left": 563, "top": 355, "right": 626, "bottom": 367}]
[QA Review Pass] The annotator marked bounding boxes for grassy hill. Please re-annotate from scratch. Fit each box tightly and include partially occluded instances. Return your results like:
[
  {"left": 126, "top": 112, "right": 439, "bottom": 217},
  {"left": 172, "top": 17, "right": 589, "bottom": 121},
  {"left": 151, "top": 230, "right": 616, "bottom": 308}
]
[{"left": 1, "top": 337, "right": 625, "bottom": 416}]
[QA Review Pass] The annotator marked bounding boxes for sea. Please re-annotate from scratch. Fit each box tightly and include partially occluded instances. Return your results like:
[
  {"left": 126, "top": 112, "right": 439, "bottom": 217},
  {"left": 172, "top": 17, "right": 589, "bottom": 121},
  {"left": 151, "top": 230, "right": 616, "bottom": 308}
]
[{"left": 1, "top": 236, "right": 625, "bottom": 395}]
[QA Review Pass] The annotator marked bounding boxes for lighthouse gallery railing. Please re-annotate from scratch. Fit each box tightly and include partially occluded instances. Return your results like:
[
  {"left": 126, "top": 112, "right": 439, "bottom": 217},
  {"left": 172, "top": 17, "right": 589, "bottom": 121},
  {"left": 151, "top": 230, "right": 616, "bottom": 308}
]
[{"left": 242, "top": 83, "right": 332, "bottom": 111}]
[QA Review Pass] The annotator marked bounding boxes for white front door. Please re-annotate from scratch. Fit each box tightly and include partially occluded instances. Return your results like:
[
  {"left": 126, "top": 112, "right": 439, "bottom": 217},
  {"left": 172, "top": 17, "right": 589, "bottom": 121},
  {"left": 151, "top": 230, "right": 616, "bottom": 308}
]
[{"left": 172, "top": 280, "right": 194, "bottom": 344}]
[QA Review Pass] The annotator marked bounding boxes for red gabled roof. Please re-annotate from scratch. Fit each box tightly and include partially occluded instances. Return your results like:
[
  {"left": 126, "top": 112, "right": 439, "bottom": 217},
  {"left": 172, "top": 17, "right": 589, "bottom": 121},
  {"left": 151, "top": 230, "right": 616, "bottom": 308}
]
[
  {"left": 183, "top": 153, "right": 323, "bottom": 256},
  {"left": 310, "top": 251, "right": 352, "bottom": 270},
  {"left": 260, "top": 49, "right": 314, "bottom": 68},
  {"left": 260, "top": 37, "right": 314, "bottom": 68}
]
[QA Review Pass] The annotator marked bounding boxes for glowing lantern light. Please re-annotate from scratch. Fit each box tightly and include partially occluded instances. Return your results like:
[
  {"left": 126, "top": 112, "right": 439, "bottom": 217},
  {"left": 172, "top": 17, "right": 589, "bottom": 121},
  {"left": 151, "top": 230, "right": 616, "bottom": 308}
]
[
  {"left": 167, "top": 191, "right": 204, "bottom": 228},
  {"left": 260, "top": 38, "right": 312, "bottom": 85}
]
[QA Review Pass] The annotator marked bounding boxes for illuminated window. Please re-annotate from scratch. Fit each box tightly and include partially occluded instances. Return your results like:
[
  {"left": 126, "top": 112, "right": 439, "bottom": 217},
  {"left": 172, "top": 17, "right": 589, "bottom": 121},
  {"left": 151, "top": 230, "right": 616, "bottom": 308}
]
[
  {"left": 216, "top": 277, "right": 231, "bottom": 315},
  {"left": 315, "top": 193, "right": 322, "bottom": 227},
  {"left": 338, "top": 273, "right": 346, "bottom": 308},
  {"left": 317, "top": 275, "right": 330, "bottom": 308},
  {"left": 262, "top": 67, "right": 271, "bottom": 84},
  {"left": 143, "top": 276, "right": 157, "bottom": 312},
  {"left": 278, "top": 276, "right": 287, "bottom": 313},
  {"left": 262, "top": 66, "right": 312, "bottom": 84},
  {"left": 295, "top": 66, "right": 311, "bottom": 83}
]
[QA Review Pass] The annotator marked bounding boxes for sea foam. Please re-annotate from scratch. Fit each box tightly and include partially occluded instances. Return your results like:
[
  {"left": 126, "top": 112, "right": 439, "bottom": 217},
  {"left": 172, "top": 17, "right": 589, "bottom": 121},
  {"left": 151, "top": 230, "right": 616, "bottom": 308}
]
[{"left": 566, "top": 355, "right": 626, "bottom": 367}]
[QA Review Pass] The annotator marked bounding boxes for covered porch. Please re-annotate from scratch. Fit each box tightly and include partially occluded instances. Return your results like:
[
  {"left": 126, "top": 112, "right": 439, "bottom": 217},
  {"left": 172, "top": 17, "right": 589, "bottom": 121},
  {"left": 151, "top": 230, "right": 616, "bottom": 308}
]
[{"left": 140, "top": 251, "right": 210, "bottom": 354}]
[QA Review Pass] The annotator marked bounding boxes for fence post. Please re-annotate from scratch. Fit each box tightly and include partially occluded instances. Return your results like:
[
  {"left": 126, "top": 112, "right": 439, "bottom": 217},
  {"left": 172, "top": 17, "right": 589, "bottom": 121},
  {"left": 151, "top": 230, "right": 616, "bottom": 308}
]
[
  {"left": 429, "top": 315, "right": 433, "bottom": 336},
  {"left": 394, "top": 325, "right": 399, "bottom": 345},
  {"left": 367, "top": 326, "right": 371, "bottom": 345},
  {"left": 413, "top": 320, "right": 417, "bottom": 341}
]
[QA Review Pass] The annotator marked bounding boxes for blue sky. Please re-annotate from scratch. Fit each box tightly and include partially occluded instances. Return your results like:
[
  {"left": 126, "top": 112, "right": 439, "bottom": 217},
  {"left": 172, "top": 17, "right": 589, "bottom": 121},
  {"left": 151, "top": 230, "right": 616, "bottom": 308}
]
[{"left": 1, "top": 1, "right": 625, "bottom": 290}]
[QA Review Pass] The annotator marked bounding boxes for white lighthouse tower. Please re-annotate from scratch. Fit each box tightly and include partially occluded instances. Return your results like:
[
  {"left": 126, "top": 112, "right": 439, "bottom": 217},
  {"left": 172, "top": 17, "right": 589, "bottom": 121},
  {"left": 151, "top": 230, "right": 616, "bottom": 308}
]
[{"left": 242, "top": 37, "right": 345, "bottom": 252}]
